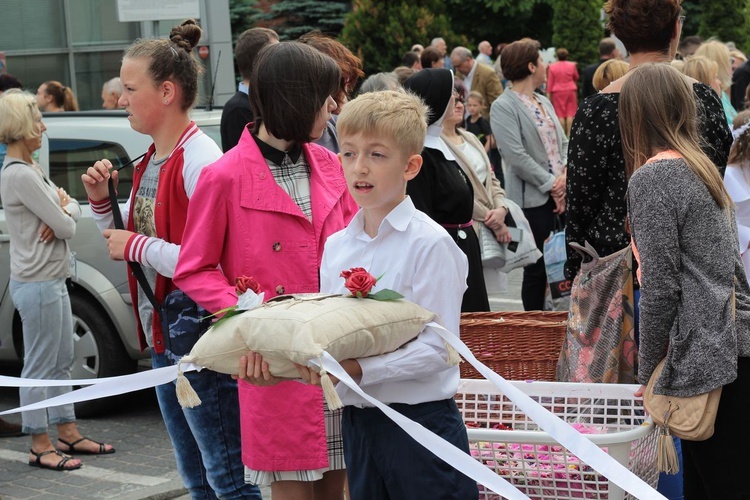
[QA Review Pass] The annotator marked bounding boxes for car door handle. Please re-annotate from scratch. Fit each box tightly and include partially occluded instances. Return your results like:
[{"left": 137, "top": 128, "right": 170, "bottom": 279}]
[{"left": 0, "top": 232, "right": 10, "bottom": 243}]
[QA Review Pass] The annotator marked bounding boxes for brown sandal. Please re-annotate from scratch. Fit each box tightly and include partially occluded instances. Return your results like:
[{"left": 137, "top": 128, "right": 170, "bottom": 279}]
[
  {"left": 28, "top": 449, "right": 82, "bottom": 471},
  {"left": 57, "top": 437, "right": 115, "bottom": 455}
]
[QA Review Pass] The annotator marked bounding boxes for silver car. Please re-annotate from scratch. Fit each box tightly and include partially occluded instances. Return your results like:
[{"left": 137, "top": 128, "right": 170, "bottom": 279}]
[{"left": 0, "top": 109, "right": 223, "bottom": 415}]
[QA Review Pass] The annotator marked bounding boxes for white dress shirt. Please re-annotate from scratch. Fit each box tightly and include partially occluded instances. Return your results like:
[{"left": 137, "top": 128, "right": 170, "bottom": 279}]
[
  {"left": 463, "top": 59, "right": 479, "bottom": 98},
  {"left": 320, "top": 197, "right": 469, "bottom": 406}
]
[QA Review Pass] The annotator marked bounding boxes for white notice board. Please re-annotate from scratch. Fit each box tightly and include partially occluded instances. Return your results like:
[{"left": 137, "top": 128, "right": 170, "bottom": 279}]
[{"left": 117, "top": 0, "right": 200, "bottom": 22}]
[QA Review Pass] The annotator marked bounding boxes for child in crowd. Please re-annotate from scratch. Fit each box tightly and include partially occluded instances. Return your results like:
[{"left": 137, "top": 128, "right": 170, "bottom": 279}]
[
  {"left": 465, "top": 90, "right": 504, "bottom": 185},
  {"left": 173, "top": 41, "right": 357, "bottom": 500},
  {"left": 465, "top": 91, "right": 493, "bottom": 153},
  {"left": 297, "top": 90, "right": 479, "bottom": 499},
  {"left": 723, "top": 109, "right": 750, "bottom": 285}
]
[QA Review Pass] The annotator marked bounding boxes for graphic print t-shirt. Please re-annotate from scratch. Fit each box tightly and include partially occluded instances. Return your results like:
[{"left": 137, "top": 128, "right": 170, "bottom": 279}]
[{"left": 134, "top": 155, "right": 167, "bottom": 346}]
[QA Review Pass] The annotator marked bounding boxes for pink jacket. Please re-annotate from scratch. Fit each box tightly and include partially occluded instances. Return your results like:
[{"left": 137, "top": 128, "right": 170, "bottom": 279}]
[
  {"left": 547, "top": 60, "right": 579, "bottom": 93},
  {"left": 174, "top": 127, "right": 358, "bottom": 471}
]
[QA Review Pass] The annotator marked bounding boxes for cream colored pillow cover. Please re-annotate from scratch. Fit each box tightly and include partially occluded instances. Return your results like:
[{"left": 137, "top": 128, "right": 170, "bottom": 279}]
[{"left": 176, "top": 294, "right": 443, "bottom": 408}]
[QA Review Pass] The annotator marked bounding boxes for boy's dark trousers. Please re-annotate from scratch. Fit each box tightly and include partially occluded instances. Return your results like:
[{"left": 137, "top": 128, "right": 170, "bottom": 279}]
[{"left": 342, "top": 398, "right": 479, "bottom": 500}]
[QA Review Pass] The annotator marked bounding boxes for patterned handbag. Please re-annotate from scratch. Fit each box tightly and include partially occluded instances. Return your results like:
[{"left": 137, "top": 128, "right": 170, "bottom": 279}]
[{"left": 556, "top": 242, "right": 637, "bottom": 383}]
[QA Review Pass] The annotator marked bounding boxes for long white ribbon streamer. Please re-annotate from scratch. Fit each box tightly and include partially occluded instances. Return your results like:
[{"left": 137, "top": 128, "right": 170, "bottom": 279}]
[
  {"left": 314, "top": 351, "right": 531, "bottom": 500},
  {"left": 424, "top": 322, "right": 665, "bottom": 500},
  {"left": 0, "top": 363, "right": 202, "bottom": 388},
  {"left": 0, "top": 366, "right": 185, "bottom": 415}
]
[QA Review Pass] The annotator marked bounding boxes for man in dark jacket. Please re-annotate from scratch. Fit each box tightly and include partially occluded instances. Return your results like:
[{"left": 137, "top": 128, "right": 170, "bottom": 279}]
[
  {"left": 581, "top": 38, "right": 620, "bottom": 98},
  {"left": 220, "top": 28, "right": 278, "bottom": 152}
]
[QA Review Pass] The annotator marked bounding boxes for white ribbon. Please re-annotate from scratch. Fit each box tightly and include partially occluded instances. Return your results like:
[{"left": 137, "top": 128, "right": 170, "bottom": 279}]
[
  {"left": 0, "top": 365, "right": 198, "bottom": 415},
  {"left": 424, "top": 321, "right": 665, "bottom": 500}
]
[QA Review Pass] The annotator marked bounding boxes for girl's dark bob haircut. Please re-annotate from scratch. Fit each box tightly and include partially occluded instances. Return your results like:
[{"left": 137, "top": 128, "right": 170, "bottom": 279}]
[{"left": 250, "top": 42, "right": 341, "bottom": 144}]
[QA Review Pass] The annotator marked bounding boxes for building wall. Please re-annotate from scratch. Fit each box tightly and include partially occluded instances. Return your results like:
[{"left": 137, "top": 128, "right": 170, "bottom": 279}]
[{"left": 0, "top": 0, "right": 235, "bottom": 110}]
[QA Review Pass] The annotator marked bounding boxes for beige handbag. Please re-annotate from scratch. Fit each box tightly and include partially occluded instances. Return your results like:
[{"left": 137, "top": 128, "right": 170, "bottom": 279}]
[
  {"left": 644, "top": 359, "right": 722, "bottom": 441},
  {"left": 644, "top": 359, "right": 722, "bottom": 474}
]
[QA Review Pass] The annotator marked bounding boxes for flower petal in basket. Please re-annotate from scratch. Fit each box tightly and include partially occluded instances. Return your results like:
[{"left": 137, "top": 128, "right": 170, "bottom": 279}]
[{"left": 177, "top": 293, "right": 439, "bottom": 408}]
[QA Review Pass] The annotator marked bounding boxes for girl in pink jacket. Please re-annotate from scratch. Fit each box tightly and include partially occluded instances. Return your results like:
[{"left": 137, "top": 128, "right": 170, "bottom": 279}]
[{"left": 174, "top": 42, "right": 357, "bottom": 500}]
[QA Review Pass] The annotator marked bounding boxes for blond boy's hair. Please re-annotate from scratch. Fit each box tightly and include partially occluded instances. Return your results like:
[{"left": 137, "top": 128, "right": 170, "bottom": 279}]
[{"left": 337, "top": 90, "right": 428, "bottom": 157}]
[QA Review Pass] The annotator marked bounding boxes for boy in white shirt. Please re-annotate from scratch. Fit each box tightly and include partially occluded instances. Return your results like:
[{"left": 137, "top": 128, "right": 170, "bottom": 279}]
[{"left": 301, "top": 90, "right": 479, "bottom": 499}]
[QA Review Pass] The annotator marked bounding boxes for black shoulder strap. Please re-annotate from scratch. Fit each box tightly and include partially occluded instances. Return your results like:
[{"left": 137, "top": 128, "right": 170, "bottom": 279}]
[{"left": 108, "top": 172, "right": 160, "bottom": 311}]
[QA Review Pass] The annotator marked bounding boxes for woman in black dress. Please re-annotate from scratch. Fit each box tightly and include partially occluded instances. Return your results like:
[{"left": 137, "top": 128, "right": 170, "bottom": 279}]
[{"left": 403, "top": 68, "right": 490, "bottom": 312}]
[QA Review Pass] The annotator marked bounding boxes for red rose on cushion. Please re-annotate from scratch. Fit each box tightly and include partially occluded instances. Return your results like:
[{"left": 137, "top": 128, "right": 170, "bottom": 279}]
[
  {"left": 340, "top": 267, "right": 367, "bottom": 280},
  {"left": 341, "top": 268, "right": 377, "bottom": 298},
  {"left": 235, "top": 276, "right": 261, "bottom": 295}
]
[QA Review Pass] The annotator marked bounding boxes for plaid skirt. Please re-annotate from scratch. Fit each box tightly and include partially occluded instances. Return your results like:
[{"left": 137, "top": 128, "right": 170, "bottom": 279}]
[{"left": 244, "top": 405, "right": 344, "bottom": 486}]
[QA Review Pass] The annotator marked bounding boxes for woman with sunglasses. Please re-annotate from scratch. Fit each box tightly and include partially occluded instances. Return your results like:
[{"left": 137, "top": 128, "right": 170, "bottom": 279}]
[{"left": 442, "top": 80, "right": 512, "bottom": 295}]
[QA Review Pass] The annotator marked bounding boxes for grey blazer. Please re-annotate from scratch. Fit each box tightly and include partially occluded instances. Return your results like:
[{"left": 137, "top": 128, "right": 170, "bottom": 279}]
[{"left": 490, "top": 89, "right": 568, "bottom": 209}]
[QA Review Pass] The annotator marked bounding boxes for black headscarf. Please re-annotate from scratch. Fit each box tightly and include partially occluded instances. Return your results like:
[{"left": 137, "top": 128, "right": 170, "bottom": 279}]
[{"left": 403, "top": 68, "right": 453, "bottom": 127}]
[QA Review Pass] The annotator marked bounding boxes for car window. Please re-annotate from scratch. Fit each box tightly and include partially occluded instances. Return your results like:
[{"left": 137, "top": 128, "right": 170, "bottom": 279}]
[{"left": 49, "top": 139, "right": 135, "bottom": 203}]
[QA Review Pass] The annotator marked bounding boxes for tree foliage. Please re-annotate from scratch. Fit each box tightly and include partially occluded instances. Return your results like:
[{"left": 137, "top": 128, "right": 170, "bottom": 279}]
[
  {"left": 341, "top": 0, "right": 465, "bottom": 76},
  {"left": 445, "top": 0, "right": 554, "bottom": 50},
  {"left": 697, "top": 0, "right": 750, "bottom": 53},
  {"left": 228, "top": 0, "right": 264, "bottom": 41},
  {"left": 254, "top": 0, "right": 351, "bottom": 40},
  {"left": 551, "top": 0, "right": 603, "bottom": 66}
]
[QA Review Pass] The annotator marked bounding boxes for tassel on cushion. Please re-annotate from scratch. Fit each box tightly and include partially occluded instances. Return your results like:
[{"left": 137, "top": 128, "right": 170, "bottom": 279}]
[
  {"left": 656, "top": 425, "right": 680, "bottom": 474},
  {"left": 176, "top": 362, "right": 202, "bottom": 408},
  {"left": 317, "top": 355, "right": 343, "bottom": 410},
  {"left": 445, "top": 342, "right": 461, "bottom": 366}
]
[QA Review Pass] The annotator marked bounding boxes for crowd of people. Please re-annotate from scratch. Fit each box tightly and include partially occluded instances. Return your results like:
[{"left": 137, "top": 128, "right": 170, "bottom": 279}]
[{"left": 2, "top": 0, "right": 750, "bottom": 497}]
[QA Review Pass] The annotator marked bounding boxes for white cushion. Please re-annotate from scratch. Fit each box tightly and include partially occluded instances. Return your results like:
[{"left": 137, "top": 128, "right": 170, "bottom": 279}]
[{"left": 181, "top": 293, "right": 436, "bottom": 378}]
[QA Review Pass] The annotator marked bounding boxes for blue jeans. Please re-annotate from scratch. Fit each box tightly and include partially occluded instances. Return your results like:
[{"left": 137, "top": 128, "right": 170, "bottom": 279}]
[
  {"left": 152, "top": 352, "right": 261, "bottom": 500},
  {"left": 10, "top": 278, "right": 76, "bottom": 434}
]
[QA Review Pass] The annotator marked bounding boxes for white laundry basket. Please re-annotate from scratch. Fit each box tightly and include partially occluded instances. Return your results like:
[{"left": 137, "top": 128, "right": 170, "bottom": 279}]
[{"left": 456, "top": 379, "right": 659, "bottom": 500}]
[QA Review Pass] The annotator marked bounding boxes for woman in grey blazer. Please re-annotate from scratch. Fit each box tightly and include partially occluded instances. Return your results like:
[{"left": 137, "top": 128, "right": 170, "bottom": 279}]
[{"left": 490, "top": 39, "right": 568, "bottom": 310}]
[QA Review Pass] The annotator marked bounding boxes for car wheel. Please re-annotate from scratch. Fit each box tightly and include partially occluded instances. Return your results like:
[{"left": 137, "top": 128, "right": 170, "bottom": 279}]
[{"left": 69, "top": 292, "right": 137, "bottom": 417}]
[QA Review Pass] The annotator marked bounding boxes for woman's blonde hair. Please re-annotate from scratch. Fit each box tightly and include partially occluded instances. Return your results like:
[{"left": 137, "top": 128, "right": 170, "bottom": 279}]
[
  {"left": 592, "top": 59, "right": 629, "bottom": 91},
  {"left": 0, "top": 89, "right": 42, "bottom": 144},
  {"left": 681, "top": 55, "right": 719, "bottom": 89},
  {"left": 620, "top": 63, "right": 730, "bottom": 209},
  {"left": 695, "top": 40, "right": 732, "bottom": 91}
]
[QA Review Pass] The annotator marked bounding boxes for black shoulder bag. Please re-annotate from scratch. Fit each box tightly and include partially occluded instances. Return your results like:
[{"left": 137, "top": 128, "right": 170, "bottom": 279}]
[{"left": 108, "top": 156, "right": 211, "bottom": 358}]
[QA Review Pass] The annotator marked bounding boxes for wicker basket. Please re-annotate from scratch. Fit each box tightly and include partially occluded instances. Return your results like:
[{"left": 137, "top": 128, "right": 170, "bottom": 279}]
[{"left": 459, "top": 311, "right": 568, "bottom": 381}]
